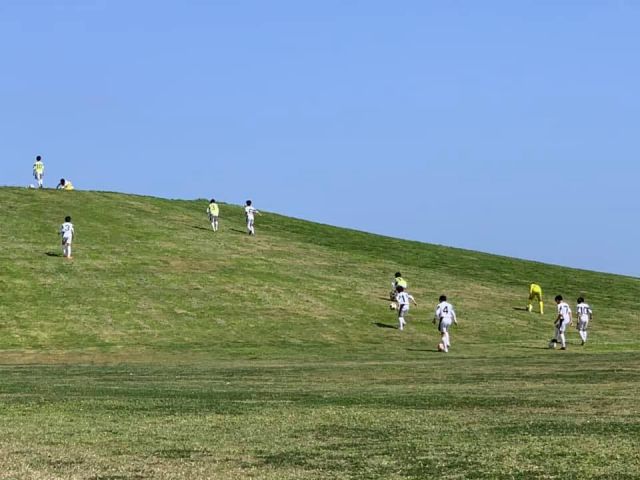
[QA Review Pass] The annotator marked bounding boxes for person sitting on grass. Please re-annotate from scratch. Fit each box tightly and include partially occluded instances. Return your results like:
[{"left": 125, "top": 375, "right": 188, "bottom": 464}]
[{"left": 56, "top": 178, "right": 75, "bottom": 190}]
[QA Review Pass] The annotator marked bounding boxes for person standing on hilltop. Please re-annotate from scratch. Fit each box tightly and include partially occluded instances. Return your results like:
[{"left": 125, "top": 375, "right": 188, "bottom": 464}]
[
  {"left": 33, "top": 155, "right": 45, "bottom": 188},
  {"left": 527, "top": 283, "right": 544, "bottom": 314},
  {"left": 244, "top": 200, "right": 260, "bottom": 235},
  {"left": 206, "top": 198, "right": 220, "bottom": 232}
]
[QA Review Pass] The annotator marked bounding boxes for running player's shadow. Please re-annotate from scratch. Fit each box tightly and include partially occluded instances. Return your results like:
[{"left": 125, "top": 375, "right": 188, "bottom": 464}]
[
  {"left": 513, "top": 307, "right": 529, "bottom": 311},
  {"left": 45, "top": 251, "right": 62, "bottom": 257},
  {"left": 191, "top": 225, "right": 212, "bottom": 232},
  {"left": 373, "top": 322, "right": 397, "bottom": 329},
  {"left": 229, "top": 228, "right": 247, "bottom": 235}
]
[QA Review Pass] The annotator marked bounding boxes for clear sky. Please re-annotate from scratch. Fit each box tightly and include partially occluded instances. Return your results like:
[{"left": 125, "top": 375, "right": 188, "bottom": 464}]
[{"left": 2, "top": 0, "right": 639, "bottom": 277}]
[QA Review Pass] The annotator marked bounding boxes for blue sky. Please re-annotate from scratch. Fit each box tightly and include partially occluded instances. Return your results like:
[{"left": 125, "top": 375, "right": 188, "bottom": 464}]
[{"left": 2, "top": 0, "right": 639, "bottom": 277}]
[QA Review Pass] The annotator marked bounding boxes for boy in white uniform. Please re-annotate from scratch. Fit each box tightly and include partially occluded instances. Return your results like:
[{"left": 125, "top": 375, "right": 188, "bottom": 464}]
[
  {"left": 433, "top": 295, "right": 457, "bottom": 352},
  {"left": 59, "top": 216, "right": 75, "bottom": 259},
  {"left": 33, "top": 155, "right": 45, "bottom": 188},
  {"left": 549, "top": 295, "right": 572, "bottom": 350},
  {"left": 395, "top": 286, "right": 417, "bottom": 331},
  {"left": 576, "top": 297, "right": 593, "bottom": 346},
  {"left": 244, "top": 200, "right": 260, "bottom": 235}
]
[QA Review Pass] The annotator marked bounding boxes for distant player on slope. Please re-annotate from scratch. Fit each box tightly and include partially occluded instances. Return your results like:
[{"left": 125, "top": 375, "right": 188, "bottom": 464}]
[
  {"left": 549, "top": 295, "right": 572, "bottom": 350},
  {"left": 33, "top": 155, "right": 45, "bottom": 188},
  {"left": 433, "top": 295, "right": 457, "bottom": 353},
  {"left": 59, "top": 216, "right": 75, "bottom": 259},
  {"left": 56, "top": 178, "right": 75, "bottom": 190},
  {"left": 576, "top": 297, "right": 593, "bottom": 346},
  {"left": 244, "top": 200, "right": 260, "bottom": 235},
  {"left": 390, "top": 272, "right": 408, "bottom": 300},
  {"left": 206, "top": 198, "right": 219, "bottom": 232},
  {"left": 395, "top": 285, "right": 417, "bottom": 331},
  {"left": 527, "top": 283, "right": 544, "bottom": 314}
]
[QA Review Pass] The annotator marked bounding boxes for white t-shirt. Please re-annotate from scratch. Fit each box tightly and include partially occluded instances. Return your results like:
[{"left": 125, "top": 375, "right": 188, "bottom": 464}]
[
  {"left": 435, "top": 301, "right": 456, "bottom": 321},
  {"left": 60, "top": 222, "right": 75, "bottom": 240},
  {"left": 396, "top": 292, "right": 414, "bottom": 307},
  {"left": 245, "top": 205, "right": 258, "bottom": 220},
  {"left": 557, "top": 301, "right": 572, "bottom": 321},
  {"left": 576, "top": 302, "right": 592, "bottom": 322}
]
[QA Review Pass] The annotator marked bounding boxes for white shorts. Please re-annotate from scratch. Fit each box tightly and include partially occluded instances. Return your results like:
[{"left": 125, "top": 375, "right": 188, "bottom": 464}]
[
  {"left": 34, "top": 173, "right": 43, "bottom": 180},
  {"left": 556, "top": 318, "right": 571, "bottom": 333},
  {"left": 209, "top": 214, "right": 218, "bottom": 221},
  {"left": 398, "top": 305, "right": 409, "bottom": 318},
  {"left": 62, "top": 236, "right": 73, "bottom": 245},
  {"left": 577, "top": 319, "right": 589, "bottom": 331},
  {"left": 438, "top": 317, "right": 452, "bottom": 333}
]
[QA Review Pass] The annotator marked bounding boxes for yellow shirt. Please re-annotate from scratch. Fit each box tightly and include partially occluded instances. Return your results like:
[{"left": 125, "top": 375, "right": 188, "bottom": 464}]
[
  {"left": 395, "top": 277, "right": 408, "bottom": 288},
  {"left": 529, "top": 283, "right": 542, "bottom": 295},
  {"left": 63, "top": 181, "right": 74, "bottom": 191},
  {"left": 33, "top": 161, "right": 44, "bottom": 174},
  {"left": 207, "top": 203, "right": 219, "bottom": 216}
]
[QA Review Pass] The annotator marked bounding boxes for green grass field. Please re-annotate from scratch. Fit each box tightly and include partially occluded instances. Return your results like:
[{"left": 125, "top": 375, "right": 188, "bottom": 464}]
[{"left": 1, "top": 187, "right": 639, "bottom": 479}]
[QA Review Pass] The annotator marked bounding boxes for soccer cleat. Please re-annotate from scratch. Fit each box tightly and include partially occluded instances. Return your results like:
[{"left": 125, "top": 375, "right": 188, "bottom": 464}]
[
  {"left": 560, "top": 346, "right": 567, "bottom": 350},
  {"left": 581, "top": 340, "right": 585, "bottom": 346}
]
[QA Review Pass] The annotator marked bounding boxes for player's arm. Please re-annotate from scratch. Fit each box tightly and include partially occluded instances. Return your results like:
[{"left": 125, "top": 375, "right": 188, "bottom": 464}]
[
  {"left": 452, "top": 308, "right": 458, "bottom": 325},
  {"left": 433, "top": 307, "right": 439, "bottom": 324},
  {"left": 409, "top": 294, "right": 417, "bottom": 306}
]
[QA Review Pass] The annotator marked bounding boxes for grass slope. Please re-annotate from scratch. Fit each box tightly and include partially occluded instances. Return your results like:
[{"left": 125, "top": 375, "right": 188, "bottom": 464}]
[{"left": 0, "top": 187, "right": 639, "bottom": 479}]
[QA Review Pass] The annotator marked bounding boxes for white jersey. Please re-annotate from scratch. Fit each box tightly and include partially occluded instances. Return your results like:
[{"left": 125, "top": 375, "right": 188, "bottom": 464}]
[
  {"left": 576, "top": 302, "right": 592, "bottom": 322},
  {"left": 245, "top": 205, "right": 258, "bottom": 220},
  {"left": 435, "top": 301, "right": 456, "bottom": 321},
  {"left": 60, "top": 222, "right": 75, "bottom": 239},
  {"left": 396, "top": 292, "right": 414, "bottom": 307},
  {"left": 557, "top": 301, "right": 572, "bottom": 321}
]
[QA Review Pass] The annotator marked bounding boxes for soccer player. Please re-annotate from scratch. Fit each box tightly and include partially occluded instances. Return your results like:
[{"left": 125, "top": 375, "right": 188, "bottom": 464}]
[
  {"left": 395, "top": 286, "right": 417, "bottom": 331},
  {"left": 433, "top": 295, "right": 458, "bottom": 353},
  {"left": 390, "top": 272, "right": 408, "bottom": 300},
  {"left": 576, "top": 297, "right": 593, "bottom": 346},
  {"left": 206, "top": 198, "right": 219, "bottom": 231},
  {"left": 244, "top": 200, "right": 260, "bottom": 235},
  {"left": 56, "top": 178, "right": 75, "bottom": 190},
  {"left": 549, "top": 295, "right": 572, "bottom": 350},
  {"left": 59, "top": 216, "right": 75, "bottom": 259},
  {"left": 33, "top": 155, "right": 45, "bottom": 188},
  {"left": 527, "top": 283, "right": 544, "bottom": 314}
]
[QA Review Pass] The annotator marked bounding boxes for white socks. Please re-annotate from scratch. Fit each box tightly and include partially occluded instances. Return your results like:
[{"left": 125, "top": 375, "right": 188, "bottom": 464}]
[{"left": 399, "top": 318, "right": 406, "bottom": 330}]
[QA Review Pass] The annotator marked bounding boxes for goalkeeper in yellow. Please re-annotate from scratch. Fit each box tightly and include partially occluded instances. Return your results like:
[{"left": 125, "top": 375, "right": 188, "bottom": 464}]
[{"left": 527, "top": 283, "right": 544, "bottom": 314}]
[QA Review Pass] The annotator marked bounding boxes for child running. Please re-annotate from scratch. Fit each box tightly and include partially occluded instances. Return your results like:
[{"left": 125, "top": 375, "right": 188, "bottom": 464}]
[
  {"left": 59, "top": 216, "right": 75, "bottom": 259},
  {"left": 433, "top": 295, "right": 458, "bottom": 352},
  {"left": 244, "top": 200, "right": 260, "bottom": 235},
  {"left": 395, "top": 286, "right": 417, "bottom": 331}
]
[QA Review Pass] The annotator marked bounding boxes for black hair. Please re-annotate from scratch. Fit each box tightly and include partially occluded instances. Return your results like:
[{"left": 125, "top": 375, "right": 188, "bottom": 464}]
[
  {"left": 36, "top": 155, "right": 42, "bottom": 161},
  {"left": 396, "top": 286, "right": 404, "bottom": 292},
  {"left": 65, "top": 216, "right": 71, "bottom": 222},
  {"left": 555, "top": 295, "right": 563, "bottom": 302},
  {"left": 577, "top": 296, "right": 584, "bottom": 303},
  {"left": 395, "top": 272, "right": 402, "bottom": 278},
  {"left": 210, "top": 198, "right": 216, "bottom": 203},
  {"left": 246, "top": 200, "right": 252, "bottom": 206},
  {"left": 59, "top": 178, "right": 65, "bottom": 183},
  {"left": 439, "top": 295, "right": 447, "bottom": 302}
]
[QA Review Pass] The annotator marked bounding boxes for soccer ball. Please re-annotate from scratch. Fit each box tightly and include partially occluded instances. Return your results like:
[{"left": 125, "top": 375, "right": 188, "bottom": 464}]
[
  {"left": 389, "top": 302, "right": 397, "bottom": 310},
  {"left": 437, "top": 343, "right": 445, "bottom": 352}
]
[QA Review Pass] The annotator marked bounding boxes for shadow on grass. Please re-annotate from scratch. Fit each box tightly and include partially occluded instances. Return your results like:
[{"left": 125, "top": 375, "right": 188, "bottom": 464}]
[
  {"left": 230, "top": 228, "right": 248, "bottom": 235},
  {"left": 513, "top": 307, "right": 529, "bottom": 311},
  {"left": 373, "top": 322, "right": 397, "bottom": 329},
  {"left": 45, "top": 251, "right": 62, "bottom": 257},
  {"left": 406, "top": 348, "right": 436, "bottom": 353},
  {"left": 192, "top": 225, "right": 213, "bottom": 232},
  {"left": 379, "top": 296, "right": 394, "bottom": 301}
]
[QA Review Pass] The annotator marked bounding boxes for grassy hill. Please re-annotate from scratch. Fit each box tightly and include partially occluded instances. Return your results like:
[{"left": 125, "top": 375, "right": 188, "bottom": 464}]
[{"left": 0, "top": 187, "right": 639, "bottom": 479}]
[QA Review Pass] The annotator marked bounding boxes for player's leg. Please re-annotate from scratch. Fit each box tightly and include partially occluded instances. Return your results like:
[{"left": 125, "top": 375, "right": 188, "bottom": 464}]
[
  {"left": 559, "top": 320, "right": 568, "bottom": 349},
  {"left": 537, "top": 293, "right": 544, "bottom": 314},
  {"left": 549, "top": 325, "right": 559, "bottom": 348},
  {"left": 398, "top": 308, "right": 406, "bottom": 330},
  {"left": 527, "top": 293, "right": 533, "bottom": 312},
  {"left": 213, "top": 216, "right": 219, "bottom": 232}
]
